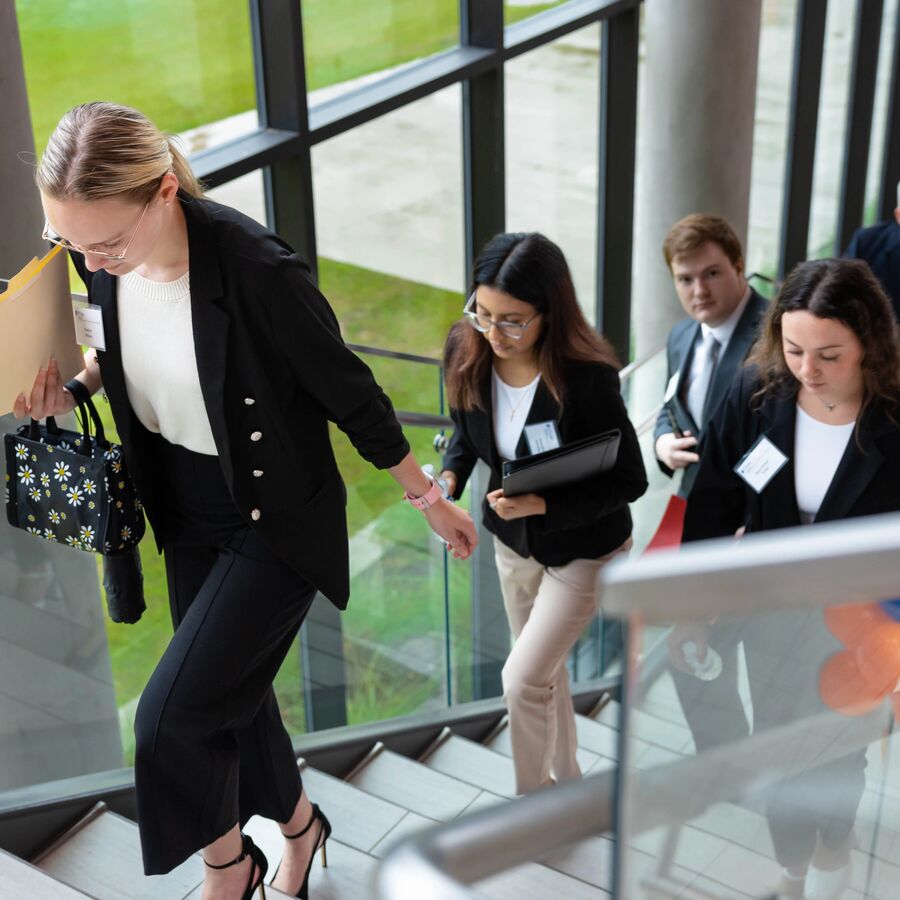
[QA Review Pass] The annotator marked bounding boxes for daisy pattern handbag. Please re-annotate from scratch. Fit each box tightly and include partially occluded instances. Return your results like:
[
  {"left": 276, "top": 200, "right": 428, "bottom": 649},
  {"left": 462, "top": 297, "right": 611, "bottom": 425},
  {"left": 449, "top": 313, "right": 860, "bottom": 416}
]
[{"left": 4, "top": 397, "right": 145, "bottom": 556}]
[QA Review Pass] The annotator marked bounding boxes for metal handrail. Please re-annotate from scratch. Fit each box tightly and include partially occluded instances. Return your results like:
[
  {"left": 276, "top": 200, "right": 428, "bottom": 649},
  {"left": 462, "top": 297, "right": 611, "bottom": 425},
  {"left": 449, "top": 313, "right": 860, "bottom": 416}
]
[
  {"left": 619, "top": 341, "right": 666, "bottom": 382},
  {"left": 376, "top": 768, "right": 615, "bottom": 899}
]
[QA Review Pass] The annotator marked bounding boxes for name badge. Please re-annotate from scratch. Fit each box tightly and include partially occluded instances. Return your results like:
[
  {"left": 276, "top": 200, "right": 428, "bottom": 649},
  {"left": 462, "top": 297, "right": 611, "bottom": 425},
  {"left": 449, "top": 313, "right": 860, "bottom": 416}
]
[
  {"left": 664, "top": 371, "right": 680, "bottom": 404},
  {"left": 525, "top": 420, "right": 561, "bottom": 454},
  {"left": 733, "top": 436, "right": 788, "bottom": 494},
  {"left": 72, "top": 300, "right": 106, "bottom": 351}
]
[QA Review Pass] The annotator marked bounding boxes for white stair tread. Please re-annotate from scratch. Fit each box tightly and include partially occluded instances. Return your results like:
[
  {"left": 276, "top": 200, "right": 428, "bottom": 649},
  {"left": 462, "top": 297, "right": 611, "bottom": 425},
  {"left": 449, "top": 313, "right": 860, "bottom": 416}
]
[
  {"left": 485, "top": 724, "right": 601, "bottom": 773},
  {"left": 0, "top": 847, "right": 90, "bottom": 898},
  {"left": 370, "top": 810, "right": 436, "bottom": 858},
  {"left": 35, "top": 810, "right": 204, "bottom": 899},
  {"left": 589, "top": 702, "right": 694, "bottom": 756},
  {"left": 456, "top": 790, "right": 509, "bottom": 817},
  {"left": 574, "top": 715, "right": 620, "bottom": 759},
  {"left": 475, "top": 859, "right": 609, "bottom": 899},
  {"left": 422, "top": 735, "right": 518, "bottom": 798},
  {"left": 349, "top": 748, "right": 481, "bottom": 821},
  {"left": 542, "top": 834, "right": 614, "bottom": 890},
  {"left": 301, "top": 766, "right": 408, "bottom": 853},
  {"left": 183, "top": 877, "right": 294, "bottom": 899}
]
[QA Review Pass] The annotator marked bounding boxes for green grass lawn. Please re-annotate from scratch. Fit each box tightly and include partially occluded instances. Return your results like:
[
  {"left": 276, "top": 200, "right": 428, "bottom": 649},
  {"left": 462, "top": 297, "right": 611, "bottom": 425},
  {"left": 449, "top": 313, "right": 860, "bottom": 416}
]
[{"left": 18, "top": 0, "right": 565, "bottom": 154}]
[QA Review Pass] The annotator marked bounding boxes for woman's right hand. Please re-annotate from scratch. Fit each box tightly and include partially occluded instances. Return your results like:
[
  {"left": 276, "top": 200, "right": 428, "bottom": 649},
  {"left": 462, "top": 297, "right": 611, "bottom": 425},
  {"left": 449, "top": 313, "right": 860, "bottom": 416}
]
[
  {"left": 439, "top": 470, "right": 458, "bottom": 498},
  {"left": 13, "top": 357, "right": 77, "bottom": 420}
]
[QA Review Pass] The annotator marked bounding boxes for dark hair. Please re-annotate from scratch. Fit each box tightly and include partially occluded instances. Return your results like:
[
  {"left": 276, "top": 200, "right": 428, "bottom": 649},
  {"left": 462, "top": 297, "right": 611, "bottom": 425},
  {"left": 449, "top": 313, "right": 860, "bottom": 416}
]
[
  {"left": 444, "top": 232, "right": 618, "bottom": 410},
  {"left": 662, "top": 213, "right": 744, "bottom": 271},
  {"left": 746, "top": 258, "right": 900, "bottom": 415}
]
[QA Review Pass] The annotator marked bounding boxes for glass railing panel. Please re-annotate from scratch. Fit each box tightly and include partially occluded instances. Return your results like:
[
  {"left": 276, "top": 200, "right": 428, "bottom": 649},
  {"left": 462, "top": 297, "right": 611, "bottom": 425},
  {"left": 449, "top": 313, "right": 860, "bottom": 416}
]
[
  {"left": 610, "top": 521, "right": 900, "bottom": 899},
  {"left": 0, "top": 411, "right": 123, "bottom": 791}
]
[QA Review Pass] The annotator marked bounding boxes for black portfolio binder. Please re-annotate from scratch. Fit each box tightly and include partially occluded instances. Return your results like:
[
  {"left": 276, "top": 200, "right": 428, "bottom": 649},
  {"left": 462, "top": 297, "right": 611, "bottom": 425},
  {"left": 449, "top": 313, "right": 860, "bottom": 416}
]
[{"left": 501, "top": 429, "right": 621, "bottom": 496}]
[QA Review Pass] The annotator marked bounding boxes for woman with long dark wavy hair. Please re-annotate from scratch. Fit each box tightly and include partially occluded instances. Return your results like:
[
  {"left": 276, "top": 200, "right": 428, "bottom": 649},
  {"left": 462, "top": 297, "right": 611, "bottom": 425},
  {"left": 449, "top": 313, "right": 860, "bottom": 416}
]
[
  {"left": 439, "top": 232, "right": 647, "bottom": 793},
  {"left": 677, "top": 258, "right": 900, "bottom": 899}
]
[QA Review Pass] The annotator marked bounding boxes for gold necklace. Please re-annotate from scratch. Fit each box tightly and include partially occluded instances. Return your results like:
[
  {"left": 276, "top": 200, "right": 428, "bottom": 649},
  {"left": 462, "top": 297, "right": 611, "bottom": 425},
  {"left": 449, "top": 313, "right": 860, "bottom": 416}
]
[{"left": 498, "top": 377, "right": 537, "bottom": 422}]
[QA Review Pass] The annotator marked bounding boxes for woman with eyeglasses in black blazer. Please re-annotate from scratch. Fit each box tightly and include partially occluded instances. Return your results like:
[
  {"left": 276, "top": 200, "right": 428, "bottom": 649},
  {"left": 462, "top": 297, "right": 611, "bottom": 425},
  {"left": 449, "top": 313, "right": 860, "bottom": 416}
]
[{"left": 439, "top": 232, "right": 647, "bottom": 794}]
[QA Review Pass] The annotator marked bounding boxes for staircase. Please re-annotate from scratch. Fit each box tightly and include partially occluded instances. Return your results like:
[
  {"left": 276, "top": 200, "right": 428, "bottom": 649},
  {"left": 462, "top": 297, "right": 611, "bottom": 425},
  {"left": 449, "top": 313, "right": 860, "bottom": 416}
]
[{"left": 0, "top": 699, "right": 631, "bottom": 899}]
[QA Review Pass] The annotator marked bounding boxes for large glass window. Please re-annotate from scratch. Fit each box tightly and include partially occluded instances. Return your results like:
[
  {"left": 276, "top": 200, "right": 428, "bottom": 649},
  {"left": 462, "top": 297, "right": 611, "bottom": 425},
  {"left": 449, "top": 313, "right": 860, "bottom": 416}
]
[
  {"left": 505, "top": 23, "right": 601, "bottom": 324},
  {"left": 16, "top": 0, "right": 258, "bottom": 156},
  {"left": 301, "top": 0, "right": 459, "bottom": 94},
  {"left": 504, "top": 1, "right": 569, "bottom": 26}
]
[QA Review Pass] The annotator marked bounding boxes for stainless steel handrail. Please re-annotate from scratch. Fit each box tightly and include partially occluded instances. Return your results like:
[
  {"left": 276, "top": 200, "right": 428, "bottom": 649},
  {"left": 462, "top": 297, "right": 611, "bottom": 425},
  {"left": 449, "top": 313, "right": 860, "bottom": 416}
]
[
  {"left": 376, "top": 768, "right": 615, "bottom": 899},
  {"left": 619, "top": 342, "right": 666, "bottom": 382}
]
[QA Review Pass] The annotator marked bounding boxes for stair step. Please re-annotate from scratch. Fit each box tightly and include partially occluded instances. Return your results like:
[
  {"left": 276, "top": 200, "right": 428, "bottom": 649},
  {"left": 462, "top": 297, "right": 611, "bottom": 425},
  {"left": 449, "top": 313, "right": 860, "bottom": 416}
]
[
  {"left": 370, "top": 810, "right": 436, "bottom": 858},
  {"left": 348, "top": 747, "right": 481, "bottom": 821},
  {"left": 35, "top": 808, "right": 204, "bottom": 899},
  {"left": 591, "top": 700, "right": 694, "bottom": 756},
  {"left": 485, "top": 722, "right": 602, "bottom": 773},
  {"left": 574, "top": 714, "right": 620, "bottom": 759},
  {"left": 0, "top": 847, "right": 90, "bottom": 898},
  {"left": 300, "top": 766, "right": 409, "bottom": 853},
  {"left": 542, "top": 835, "right": 615, "bottom": 890},
  {"left": 422, "top": 734, "right": 518, "bottom": 797},
  {"left": 183, "top": 878, "right": 295, "bottom": 899},
  {"left": 475, "top": 859, "right": 610, "bottom": 899}
]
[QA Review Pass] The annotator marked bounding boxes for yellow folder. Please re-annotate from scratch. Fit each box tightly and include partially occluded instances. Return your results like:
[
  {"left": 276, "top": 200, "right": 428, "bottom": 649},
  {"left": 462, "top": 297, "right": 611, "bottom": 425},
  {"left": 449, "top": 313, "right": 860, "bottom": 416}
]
[{"left": 0, "top": 246, "right": 85, "bottom": 415}]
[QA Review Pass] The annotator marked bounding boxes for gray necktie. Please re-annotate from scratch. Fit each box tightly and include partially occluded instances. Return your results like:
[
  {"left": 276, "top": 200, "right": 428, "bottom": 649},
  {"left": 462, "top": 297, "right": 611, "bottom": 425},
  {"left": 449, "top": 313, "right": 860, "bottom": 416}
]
[{"left": 686, "top": 332, "right": 721, "bottom": 427}]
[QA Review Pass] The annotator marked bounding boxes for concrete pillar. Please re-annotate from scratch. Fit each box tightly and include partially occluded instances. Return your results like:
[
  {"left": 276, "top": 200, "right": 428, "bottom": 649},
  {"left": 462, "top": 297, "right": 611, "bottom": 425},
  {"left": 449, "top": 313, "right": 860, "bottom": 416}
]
[
  {"left": 0, "top": 0, "right": 44, "bottom": 277},
  {"left": 631, "top": 0, "right": 763, "bottom": 357}
]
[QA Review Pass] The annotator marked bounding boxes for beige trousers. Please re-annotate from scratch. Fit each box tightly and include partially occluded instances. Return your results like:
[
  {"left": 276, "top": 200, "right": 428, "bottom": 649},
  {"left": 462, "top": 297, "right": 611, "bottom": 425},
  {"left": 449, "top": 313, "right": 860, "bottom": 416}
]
[{"left": 493, "top": 535, "right": 633, "bottom": 794}]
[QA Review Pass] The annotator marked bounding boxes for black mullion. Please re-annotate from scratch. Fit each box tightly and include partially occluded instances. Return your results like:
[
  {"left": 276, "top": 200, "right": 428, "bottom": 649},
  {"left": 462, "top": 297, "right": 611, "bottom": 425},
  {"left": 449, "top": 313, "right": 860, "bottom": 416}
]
[
  {"left": 778, "top": 0, "right": 828, "bottom": 277},
  {"left": 879, "top": 0, "right": 900, "bottom": 221},
  {"left": 835, "top": 0, "right": 884, "bottom": 253},
  {"left": 252, "top": 0, "right": 318, "bottom": 279},
  {"left": 597, "top": 8, "right": 639, "bottom": 362}
]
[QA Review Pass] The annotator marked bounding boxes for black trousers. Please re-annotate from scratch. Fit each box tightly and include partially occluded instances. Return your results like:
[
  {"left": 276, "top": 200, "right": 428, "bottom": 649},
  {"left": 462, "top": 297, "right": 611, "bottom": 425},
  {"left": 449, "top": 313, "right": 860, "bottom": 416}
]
[{"left": 133, "top": 440, "right": 317, "bottom": 875}]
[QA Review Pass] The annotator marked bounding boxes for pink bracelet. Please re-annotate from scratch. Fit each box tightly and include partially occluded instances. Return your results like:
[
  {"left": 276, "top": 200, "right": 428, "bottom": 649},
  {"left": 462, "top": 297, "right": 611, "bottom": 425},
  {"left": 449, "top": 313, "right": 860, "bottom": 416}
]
[{"left": 403, "top": 478, "right": 444, "bottom": 511}]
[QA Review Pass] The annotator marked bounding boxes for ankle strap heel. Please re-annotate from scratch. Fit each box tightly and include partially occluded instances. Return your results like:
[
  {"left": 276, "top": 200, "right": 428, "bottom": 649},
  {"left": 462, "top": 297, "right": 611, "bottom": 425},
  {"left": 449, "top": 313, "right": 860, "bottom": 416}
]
[
  {"left": 204, "top": 833, "right": 268, "bottom": 900},
  {"left": 278, "top": 803, "right": 333, "bottom": 898}
]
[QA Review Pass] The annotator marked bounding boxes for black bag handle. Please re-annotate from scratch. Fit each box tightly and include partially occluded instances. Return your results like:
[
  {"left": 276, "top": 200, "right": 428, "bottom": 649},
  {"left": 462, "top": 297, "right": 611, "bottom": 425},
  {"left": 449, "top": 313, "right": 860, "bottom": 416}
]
[
  {"left": 74, "top": 396, "right": 107, "bottom": 454},
  {"left": 28, "top": 416, "right": 61, "bottom": 441}
]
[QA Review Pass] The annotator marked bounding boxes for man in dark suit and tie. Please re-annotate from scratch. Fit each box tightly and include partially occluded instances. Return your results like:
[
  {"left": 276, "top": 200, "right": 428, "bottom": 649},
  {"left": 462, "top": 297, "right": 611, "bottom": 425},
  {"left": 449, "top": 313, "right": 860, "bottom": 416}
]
[
  {"left": 844, "top": 183, "right": 900, "bottom": 319},
  {"left": 654, "top": 213, "right": 769, "bottom": 497}
]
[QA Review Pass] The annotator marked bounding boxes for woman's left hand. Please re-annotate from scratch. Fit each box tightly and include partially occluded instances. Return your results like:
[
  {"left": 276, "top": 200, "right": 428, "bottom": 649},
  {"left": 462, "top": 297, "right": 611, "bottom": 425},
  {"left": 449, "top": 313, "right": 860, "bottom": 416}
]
[
  {"left": 486, "top": 488, "right": 546, "bottom": 520},
  {"left": 424, "top": 500, "right": 478, "bottom": 559}
]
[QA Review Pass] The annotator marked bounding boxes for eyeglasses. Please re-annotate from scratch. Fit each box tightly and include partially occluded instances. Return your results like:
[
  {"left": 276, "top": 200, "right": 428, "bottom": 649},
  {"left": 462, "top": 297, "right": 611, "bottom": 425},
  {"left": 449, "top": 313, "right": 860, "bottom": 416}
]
[
  {"left": 42, "top": 202, "right": 150, "bottom": 261},
  {"left": 463, "top": 292, "right": 540, "bottom": 340}
]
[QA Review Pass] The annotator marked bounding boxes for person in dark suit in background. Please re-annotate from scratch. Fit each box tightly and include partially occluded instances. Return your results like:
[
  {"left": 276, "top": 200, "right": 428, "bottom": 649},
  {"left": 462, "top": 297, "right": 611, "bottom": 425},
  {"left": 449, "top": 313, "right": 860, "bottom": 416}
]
[
  {"left": 15, "top": 102, "right": 477, "bottom": 900},
  {"left": 843, "top": 181, "right": 900, "bottom": 320},
  {"left": 654, "top": 214, "right": 769, "bottom": 498},
  {"left": 673, "top": 258, "right": 900, "bottom": 899},
  {"left": 439, "top": 232, "right": 647, "bottom": 794}
]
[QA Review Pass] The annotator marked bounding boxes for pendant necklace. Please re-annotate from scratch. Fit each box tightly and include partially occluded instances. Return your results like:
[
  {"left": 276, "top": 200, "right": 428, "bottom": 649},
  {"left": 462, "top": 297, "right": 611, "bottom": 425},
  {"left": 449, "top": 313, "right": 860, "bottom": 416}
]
[{"left": 499, "top": 376, "right": 537, "bottom": 422}]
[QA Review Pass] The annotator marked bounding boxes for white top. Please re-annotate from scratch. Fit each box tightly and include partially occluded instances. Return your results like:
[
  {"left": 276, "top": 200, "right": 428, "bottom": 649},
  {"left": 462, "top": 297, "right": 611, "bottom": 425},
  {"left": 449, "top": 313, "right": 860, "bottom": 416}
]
[
  {"left": 118, "top": 270, "right": 218, "bottom": 456},
  {"left": 492, "top": 370, "right": 541, "bottom": 461},
  {"left": 794, "top": 405, "right": 854, "bottom": 524}
]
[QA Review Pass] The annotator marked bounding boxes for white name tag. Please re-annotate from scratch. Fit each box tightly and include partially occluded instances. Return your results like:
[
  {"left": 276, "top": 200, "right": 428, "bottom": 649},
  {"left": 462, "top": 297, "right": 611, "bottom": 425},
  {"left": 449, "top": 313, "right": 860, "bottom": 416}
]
[
  {"left": 733, "top": 436, "right": 788, "bottom": 493},
  {"left": 664, "top": 371, "right": 680, "bottom": 404},
  {"left": 525, "top": 420, "right": 561, "bottom": 454},
  {"left": 72, "top": 300, "right": 106, "bottom": 351}
]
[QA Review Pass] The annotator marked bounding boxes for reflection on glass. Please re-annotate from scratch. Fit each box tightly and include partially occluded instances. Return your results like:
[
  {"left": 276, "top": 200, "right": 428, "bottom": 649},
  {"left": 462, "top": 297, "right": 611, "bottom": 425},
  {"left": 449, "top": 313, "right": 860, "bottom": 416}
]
[
  {"left": 302, "top": 0, "right": 458, "bottom": 93},
  {"left": 16, "top": 0, "right": 257, "bottom": 155},
  {"left": 619, "top": 599, "right": 899, "bottom": 898},
  {"left": 505, "top": 23, "right": 601, "bottom": 324},
  {"left": 0, "top": 413, "right": 121, "bottom": 793}
]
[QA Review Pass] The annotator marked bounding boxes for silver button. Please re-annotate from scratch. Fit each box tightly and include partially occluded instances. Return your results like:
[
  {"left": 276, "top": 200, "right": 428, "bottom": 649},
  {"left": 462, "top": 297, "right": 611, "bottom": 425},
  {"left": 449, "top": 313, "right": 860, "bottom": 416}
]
[
  {"left": 244, "top": 397, "right": 255, "bottom": 406},
  {"left": 251, "top": 508, "right": 261, "bottom": 521},
  {"left": 250, "top": 431, "right": 262, "bottom": 442},
  {"left": 253, "top": 469, "right": 264, "bottom": 478}
]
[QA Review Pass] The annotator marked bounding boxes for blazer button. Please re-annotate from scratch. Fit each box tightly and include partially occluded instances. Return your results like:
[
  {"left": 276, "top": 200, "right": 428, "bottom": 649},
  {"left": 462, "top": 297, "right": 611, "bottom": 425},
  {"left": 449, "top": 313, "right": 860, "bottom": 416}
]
[
  {"left": 250, "top": 431, "right": 262, "bottom": 442},
  {"left": 251, "top": 508, "right": 261, "bottom": 521},
  {"left": 244, "top": 397, "right": 255, "bottom": 405},
  {"left": 253, "top": 469, "right": 264, "bottom": 478}
]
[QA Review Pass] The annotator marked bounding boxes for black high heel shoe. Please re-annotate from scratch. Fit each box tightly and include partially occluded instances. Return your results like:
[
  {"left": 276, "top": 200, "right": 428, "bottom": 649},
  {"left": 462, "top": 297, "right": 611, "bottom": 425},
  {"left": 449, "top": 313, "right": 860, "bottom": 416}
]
[
  {"left": 204, "top": 833, "right": 268, "bottom": 900},
  {"left": 274, "top": 803, "right": 332, "bottom": 899}
]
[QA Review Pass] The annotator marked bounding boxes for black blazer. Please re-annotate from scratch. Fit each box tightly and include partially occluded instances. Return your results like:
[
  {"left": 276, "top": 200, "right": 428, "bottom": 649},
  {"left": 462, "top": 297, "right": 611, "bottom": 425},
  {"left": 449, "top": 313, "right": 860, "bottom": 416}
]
[
  {"left": 653, "top": 288, "right": 769, "bottom": 496},
  {"left": 71, "top": 194, "right": 410, "bottom": 609},
  {"left": 684, "top": 367, "right": 900, "bottom": 543},
  {"left": 442, "top": 362, "right": 648, "bottom": 565},
  {"left": 844, "top": 219, "right": 900, "bottom": 321}
]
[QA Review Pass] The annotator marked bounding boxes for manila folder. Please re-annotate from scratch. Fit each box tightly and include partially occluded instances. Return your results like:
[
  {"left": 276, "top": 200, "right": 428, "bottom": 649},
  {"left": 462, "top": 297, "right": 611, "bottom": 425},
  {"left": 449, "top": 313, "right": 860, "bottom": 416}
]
[{"left": 0, "top": 246, "right": 83, "bottom": 415}]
